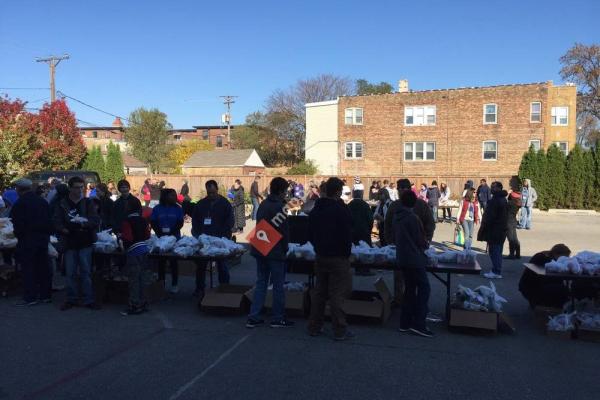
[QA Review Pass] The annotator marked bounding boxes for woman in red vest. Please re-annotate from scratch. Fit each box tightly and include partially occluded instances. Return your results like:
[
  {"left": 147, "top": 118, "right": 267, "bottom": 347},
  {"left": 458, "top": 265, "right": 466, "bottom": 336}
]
[{"left": 456, "top": 188, "right": 480, "bottom": 249}]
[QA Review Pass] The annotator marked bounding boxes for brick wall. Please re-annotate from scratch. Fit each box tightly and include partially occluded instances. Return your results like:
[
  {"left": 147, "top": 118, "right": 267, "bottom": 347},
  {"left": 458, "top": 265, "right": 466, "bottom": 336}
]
[{"left": 337, "top": 82, "right": 576, "bottom": 177}]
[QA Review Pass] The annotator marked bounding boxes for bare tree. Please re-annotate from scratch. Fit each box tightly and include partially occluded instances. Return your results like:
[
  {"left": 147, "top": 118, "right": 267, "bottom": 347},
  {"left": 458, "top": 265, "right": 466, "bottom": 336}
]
[
  {"left": 560, "top": 43, "right": 600, "bottom": 145},
  {"left": 266, "top": 74, "right": 354, "bottom": 158}
]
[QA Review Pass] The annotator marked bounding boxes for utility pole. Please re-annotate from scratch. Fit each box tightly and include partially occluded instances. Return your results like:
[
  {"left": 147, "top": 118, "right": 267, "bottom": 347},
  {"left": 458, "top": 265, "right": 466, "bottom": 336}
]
[
  {"left": 36, "top": 54, "right": 69, "bottom": 102},
  {"left": 220, "top": 95, "right": 237, "bottom": 147}
]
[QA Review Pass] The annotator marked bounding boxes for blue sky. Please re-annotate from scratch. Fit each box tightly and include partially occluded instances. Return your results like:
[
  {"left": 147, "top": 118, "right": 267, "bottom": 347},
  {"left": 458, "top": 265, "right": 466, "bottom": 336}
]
[{"left": 1, "top": 0, "right": 598, "bottom": 128}]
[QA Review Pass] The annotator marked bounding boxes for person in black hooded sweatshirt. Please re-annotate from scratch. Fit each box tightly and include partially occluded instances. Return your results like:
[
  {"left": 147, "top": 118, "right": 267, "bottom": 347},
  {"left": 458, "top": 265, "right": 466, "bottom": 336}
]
[{"left": 478, "top": 181, "right": 508, "bottom": 279}]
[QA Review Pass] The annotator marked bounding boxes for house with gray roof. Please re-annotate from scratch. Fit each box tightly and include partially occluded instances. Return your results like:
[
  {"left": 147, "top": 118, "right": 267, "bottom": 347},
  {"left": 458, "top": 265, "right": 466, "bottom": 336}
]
[{"left": 182, "top": 149, "right": 265, "bottom": 175}]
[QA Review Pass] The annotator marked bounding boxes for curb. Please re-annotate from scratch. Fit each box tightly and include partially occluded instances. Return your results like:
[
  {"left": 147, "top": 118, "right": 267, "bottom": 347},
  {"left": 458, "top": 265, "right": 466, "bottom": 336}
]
[{"left": 546, "top": 209, "right": 599, "bottom": 216}]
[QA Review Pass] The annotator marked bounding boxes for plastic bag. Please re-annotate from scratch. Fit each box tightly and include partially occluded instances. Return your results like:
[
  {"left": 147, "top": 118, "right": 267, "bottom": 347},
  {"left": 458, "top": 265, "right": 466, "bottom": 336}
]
[
  {"left": 173, "top": 246, "right": 196, "bottom": 258},
  {"left": 156, "top": 236, "right": 177, "bottom": 253},
  {"left": 547, "top": 312, "right": 576, "bottom": 331},
  {"left": 48, "top": 243, "right": 58, "bottom": 258},
  {"left": 453, "top": 225, "right": 464, "bottom": 247}
]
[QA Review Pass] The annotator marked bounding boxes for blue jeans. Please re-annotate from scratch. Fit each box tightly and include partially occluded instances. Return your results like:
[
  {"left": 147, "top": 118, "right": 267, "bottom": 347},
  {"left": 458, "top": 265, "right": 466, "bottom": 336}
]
[
  {"left": 248, "top": 257, "right": 286, "bottom": 322},
  {"left": 400, "top": 267, "right": 430, "bottom": 330},
  {"left": 520, "top": 206, "right": 532, "bottom": 229},
  {"left": 251, "top": 197, "right": 260, "bottom": 220},
  {"left": 64, "top": 247, "right": 94, "bottom": 305},
  {"left": 461, "top": 220, "right": 474, "bottom": 249},
  {"left": 488, "top": 243, "right": 504, "bottom": 275},
  {"left": 430, "top": 206, "right": 438, "bottom": 223}
]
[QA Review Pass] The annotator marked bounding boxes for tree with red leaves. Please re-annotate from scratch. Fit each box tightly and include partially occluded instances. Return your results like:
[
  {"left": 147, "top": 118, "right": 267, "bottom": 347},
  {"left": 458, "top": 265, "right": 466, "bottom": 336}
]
[{"left": 0, "top": 97, "right": 86, "bottom": 188}]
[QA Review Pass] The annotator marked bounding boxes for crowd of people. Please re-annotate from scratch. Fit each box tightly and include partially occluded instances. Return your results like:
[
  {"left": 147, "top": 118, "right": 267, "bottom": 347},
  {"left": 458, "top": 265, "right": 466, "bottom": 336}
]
[{"left": 2, "top": 172, "right": 573, "bottom": 339}]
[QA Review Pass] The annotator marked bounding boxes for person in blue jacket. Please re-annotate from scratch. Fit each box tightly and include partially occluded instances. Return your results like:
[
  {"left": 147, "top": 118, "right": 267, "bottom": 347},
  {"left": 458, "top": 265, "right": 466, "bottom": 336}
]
[
  {"left": 151, "top": 189, "right": 184, "bottom": 293},
  {"left": 191, "top": 180, "right": 234, "bottom": 300}
]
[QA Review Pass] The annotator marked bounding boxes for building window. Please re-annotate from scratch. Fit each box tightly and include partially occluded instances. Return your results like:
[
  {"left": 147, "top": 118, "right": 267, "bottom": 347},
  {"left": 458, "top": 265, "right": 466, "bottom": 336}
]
[
  {"left": 530, "top": 102, "right": 542, "bottom": 123},
  {"left": 404, "top": 142, "right": 435, "bottom": 161},
  {"left": 483, "top": 104, "right": 497, "bottom": 124},
  {"left": 483, "top": 140, "right": 497, "bottom": 160},
  {"left": 216, "top": 136, "right": 223, "bottom": 148},
  {"left": 92, "top": 131, "right": 98, "bottom": 138},
  {"left": 345, "top": 142, "right": 363, "bottom": 159},
  {"left": 344, "top": 108, "right": 363, "bottom": 125},
  {"left": 173, "top": 134, "right": 181, "bottom": 141},
  {"left": 202, "top": 129, "right": 209, "bottom": 140},
  {"left": 554, "top": 141, "right": 568, "bottom": 155},
  {"left": 551, "top": 107, "right": 569, "bottom": 126},
  {"left": 529, "top": 139, "right": 541, "bottom": 151},
  {"left": 404, "top": 106, "right": 436, "bottom": 126}
]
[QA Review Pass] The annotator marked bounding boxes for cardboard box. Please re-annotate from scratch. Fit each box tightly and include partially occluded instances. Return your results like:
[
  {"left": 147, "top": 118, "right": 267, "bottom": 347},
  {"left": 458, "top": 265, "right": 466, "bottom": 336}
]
[
  {"left": 449, "top": 308, "right": 499, "bottom": 332},
  {"left": 200, "top": 284, "right": 252, "bottom": 315},
  {"left": 308, "top": 278, "right": 392, "bottom": 324},
  {"left": 576, "top": 327, "right": 600, "bottom": 343},
  {"left": 244, "top": 286, "right": 309, "bottom": 317},
  {"left": 546, "top": 328, "right": 575, "bottom": 340}
]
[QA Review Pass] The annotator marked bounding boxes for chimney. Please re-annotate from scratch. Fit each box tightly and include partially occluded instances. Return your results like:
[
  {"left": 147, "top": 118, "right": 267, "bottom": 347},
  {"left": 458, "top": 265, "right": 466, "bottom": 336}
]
[
  {"left": 398, "top": 79, "right": 409, "bottom": 93},
  {"left": 112, "top": 117, "right": 123, "bottom": 127}
]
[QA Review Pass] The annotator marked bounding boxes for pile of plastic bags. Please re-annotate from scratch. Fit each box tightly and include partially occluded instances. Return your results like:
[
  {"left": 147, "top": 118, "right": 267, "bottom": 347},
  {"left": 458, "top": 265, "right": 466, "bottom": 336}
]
[
  {"left": 547, "top": 312, "right": 576, "bottom": 332},
  {"left": 93, "top": 229, "right": 119, "bottom": 253},
  {"left": 197, "top": 234, "right": 245, "bottom": 257},
  {"left": 545, "top": 251, "right": 600, "bottom": 276},
  {"left": 173, "top": 236, "right": 201, "bottom": 258},
  {"left": 576, "top": 312, "right": 600, "bottom": 330},
  {"left": 453, "top": 281, "right": 507, "bottom": 312},
  {"left": 0, "top": 218, "right": 17, "bottom": 249},
  {"left": 287, "top": 242, "right": 316, "bottom": 261},
  {"left": 147, "top": 235, "right": 178, "bottom": 253},
  {"left": 350, "top": 241, "right": 395, "bottom": 264},
  {"left": 426, "top": 247, "right": 477, "bottom": 265}
]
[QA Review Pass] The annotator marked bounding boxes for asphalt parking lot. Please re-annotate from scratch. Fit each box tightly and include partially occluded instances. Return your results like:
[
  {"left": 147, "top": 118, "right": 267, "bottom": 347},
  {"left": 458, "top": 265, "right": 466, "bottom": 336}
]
[{"left": 2, "top": 213, "right": 600, "bottom": 400}]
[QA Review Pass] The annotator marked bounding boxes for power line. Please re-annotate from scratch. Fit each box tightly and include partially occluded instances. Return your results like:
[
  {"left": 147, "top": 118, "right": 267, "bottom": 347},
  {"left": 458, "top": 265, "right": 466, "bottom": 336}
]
[
  {"left": 0, "top": 87, "right": 50, "bottom": 90},
  {"left": 57, "top": 91, "right": 131, "bottom": 123}
]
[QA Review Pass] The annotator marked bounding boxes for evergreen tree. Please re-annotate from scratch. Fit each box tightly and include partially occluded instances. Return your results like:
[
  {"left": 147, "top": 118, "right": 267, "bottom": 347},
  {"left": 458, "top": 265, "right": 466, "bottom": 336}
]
[
  {"left": 545, "top": 144, "right": 567, "bottom": 209},
  {"left": 564, "top": 145, "right": 585, "bottom": 209},
  {"left": 582, "top": 149, "right": 596, "bottom": 209},
  {"left": 82, "top": 146, "right": 105, "bottom": 178},
  {"left": 104, "top": 141, "right": 125, "bottom": 184},
  {"left": 518, "top": 145, "right": 537, "bottom": 183},
  {"left": 533, "top": 148, "right": 547, "bottom": 209},
  {"left": 592, "top": 146, "right": 600, "bottom": 210}
]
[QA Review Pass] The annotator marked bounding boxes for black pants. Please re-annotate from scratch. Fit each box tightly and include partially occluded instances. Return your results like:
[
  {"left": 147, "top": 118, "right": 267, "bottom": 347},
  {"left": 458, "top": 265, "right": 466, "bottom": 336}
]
[
  {"left": 399, "top": 267, "right": 430, "bottom": 330},
  {"left": 18, "top": 245, "right": 51, "bottom": 302},
  {"left": 158, "top": 258, "right": 178, "bottom": 286},
  {"left": 443, "top": 208, "right": 452, "bottom": 220},
  {"left": 507, "top": 223, "right": 520, "bottom": 257}
]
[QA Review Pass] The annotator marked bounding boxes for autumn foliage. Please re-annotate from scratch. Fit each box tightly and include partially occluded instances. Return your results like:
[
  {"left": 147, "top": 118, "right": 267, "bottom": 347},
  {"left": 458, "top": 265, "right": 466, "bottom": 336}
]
[{"left": 0, "top": 97, "right": 86, "bottom": 188}]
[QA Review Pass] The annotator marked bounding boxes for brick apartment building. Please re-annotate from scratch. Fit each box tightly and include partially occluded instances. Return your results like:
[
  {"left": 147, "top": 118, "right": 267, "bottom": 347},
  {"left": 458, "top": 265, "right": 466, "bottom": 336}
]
[
  {"left": 79, "top": 119, "right": 233, "bottom": 151},
  {"left": 305, "top": 80, "right": 576, "bottom": 177}
]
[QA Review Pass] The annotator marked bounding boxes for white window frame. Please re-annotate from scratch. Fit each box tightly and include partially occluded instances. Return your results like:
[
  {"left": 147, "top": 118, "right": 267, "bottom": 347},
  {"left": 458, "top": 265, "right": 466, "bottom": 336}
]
[
  {"left": 344, "top": 108, "right": 363, "bottom": 125},
  {"left": 530, "top": 102, "right": 542, "bottom": 123},
  {"left": 344, "top": 142, "right": 363, "bottom": 159},
  {"left": 483, "top": 104, "right": 498, "bottom": 125},
  {"left": 528, "top": 139, "right": 541, "bottom": 151},
  {"left": 551, "top": 107, "right": 569, "bottom": 126},
  {"left": 482, "top": 140, "right": 498, "bottom": 161},
  {"left": 404, "top": 141, "right": 436, "bottom": 161},
  {"left": 404, "top": 106, "right": 436, "bottom": 126},
  {"left": 554, "top": 141, "right": 569, "bottom": 155}
]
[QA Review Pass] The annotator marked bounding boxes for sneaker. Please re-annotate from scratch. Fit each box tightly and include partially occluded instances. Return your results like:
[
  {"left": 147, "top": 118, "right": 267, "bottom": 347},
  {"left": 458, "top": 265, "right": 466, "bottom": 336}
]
[
  {"left": 334, "top": 330, "right": 355, "bottom": 341},
  {"left": 60, "top": 302, "right": 76, "bottom": 311},
  {"left": 245, "top": 319, "right": 265, "bottom": 329},
  {"left": 40, "top": 298, "right": 52, "bottom": 304},
  {"left": 121, "top": 307, "right": 144, "bottom": 316},
  {"left": 85, "top": 303, "right": 102, "bottom": 310},
  {"left": 270, "top": 319, "right": 295, "bottom": 328},
  {"left": 169, "top": 285, "right": 179, "bottom": 294},
  {"left": 483, "top": 272, "right": 503, "bottom": 279},
  {"left": 398, "top": 327, "right": 410, "bottom": 333},
  {"left": 15, "top": 300, "right": 38, "bottom": 307},
  {"left": 410, "top": 327, "right": 434, "bottom": 338},
  {"left": 426, "top": 313, "right": 443, "bottom": 323}
]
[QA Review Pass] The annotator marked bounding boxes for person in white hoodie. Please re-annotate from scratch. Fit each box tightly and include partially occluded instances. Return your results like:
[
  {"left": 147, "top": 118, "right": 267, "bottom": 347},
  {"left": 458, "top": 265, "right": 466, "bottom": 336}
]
[
  {"left": 352, "top": 176, "right": 364, "bottom": 199},
  {"left": 439, "top": 183, "right": 452, "bottom": 222}
]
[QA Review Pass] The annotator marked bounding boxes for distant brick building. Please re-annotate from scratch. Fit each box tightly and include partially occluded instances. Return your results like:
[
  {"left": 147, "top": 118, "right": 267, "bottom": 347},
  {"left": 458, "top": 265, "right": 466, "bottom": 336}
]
[
  {"left": 305, "top": 81, "right": 576, "bottom": 177},
  {"left": 79, "top": 117, "right": 128, "bottom": 152}
]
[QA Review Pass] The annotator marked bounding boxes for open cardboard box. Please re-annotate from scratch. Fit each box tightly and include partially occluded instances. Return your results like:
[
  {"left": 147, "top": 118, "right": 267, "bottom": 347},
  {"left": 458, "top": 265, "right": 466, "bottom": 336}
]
[
  {"left": 533, "top": 306, "right": 563, "bottom": 330},
  {"left": 200, "top": 284, "right": 252, "bottom": 315},
  {"left": 244, "top": 286, "right": 309, "bottom": 317},
  {"left": 576, "top": 326, "right": 600, "bottom": 343},
  {"left": 449, "top": 308, "right": 515, "bottom": 333},
  {"left": 309, "top": 278, "right": 392, "bottom": 324}
]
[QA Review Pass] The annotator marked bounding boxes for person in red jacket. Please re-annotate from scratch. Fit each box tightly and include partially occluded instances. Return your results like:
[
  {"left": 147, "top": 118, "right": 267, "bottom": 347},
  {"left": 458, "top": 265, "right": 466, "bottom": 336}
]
[
  {"left": 456, "top": 188, "right": 480, "bottom": 249},
  {"left": 120, "top": 202, "right": 151, "bottom": 315}
]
